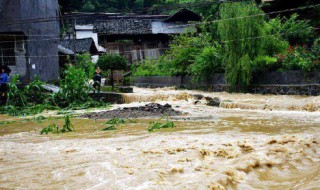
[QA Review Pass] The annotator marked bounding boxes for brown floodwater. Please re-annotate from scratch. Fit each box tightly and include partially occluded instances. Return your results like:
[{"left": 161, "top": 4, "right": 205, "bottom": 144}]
[
  {"left": 1, "top": 87, "right": 320, "bottom": 189},
  {"left": 0, "top": 108, "right": 319, "bottom": 189}
]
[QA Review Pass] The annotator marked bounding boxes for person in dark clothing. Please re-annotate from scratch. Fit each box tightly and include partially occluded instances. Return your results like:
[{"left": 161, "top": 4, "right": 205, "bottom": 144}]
[
  {"left": 0, "top": 68, "right": 8, "bottom": 104},
  {"left": 93, "top": 67, "right": 102, "bottom": 93},
  {"left": 3, "top": 65, "right": 11, "bottom": 75}
]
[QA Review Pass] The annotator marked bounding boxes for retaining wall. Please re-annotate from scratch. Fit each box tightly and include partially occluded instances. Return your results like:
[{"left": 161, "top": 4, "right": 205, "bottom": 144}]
[{"left": 133, "top": 71, "right": 320, "bottom": 95}]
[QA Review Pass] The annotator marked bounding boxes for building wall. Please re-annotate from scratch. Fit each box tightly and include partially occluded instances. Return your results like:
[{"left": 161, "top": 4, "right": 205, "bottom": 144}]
[
  {"left": 151, "top": 21, "right": 196, "bottom": 34},
  {"left": 0, "top": 0, "right": 60, "bottom": 82},
  {"left": 75, "top": 25, "right": 99, "bottom": 47}
]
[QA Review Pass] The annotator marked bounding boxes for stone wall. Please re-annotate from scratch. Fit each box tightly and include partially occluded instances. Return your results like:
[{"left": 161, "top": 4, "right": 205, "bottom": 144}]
[
  {"left": 89, "top": 92, "right": 125, "bottom": 104},
  {"left": 133, "top": 71, "right": 320, "bottom": 95},
  {"left": 133, "top": 76, "right": 182, "bottom": 88}
]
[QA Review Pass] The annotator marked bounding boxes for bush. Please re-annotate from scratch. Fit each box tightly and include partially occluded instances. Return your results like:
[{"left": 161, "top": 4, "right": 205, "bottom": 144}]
[
  {"left": 280, "top": 46, "right": 317, "bottom": 72},
  {"left": 52, "top": 66, "right": 91, "bottom": 108},
  {"left": 24, "top": 76, "right": 46, "bottom": 104},
  {"left": 75, "top": 54, "right": 95, "bottom": 79},
  {"left": 253, "top": 55, "right": 279, "bottom": 73},
  {"left": 188, "top": 44, "right": 223, "bottom": 82},
  {"left": 6, "top": 75, "right": 27, "bottom": 107},
  {"left": 132, "top": 58, "right": 177, "bottom": 77},
  {"left": 268, "top": 14, "right": 314, "bottom": 46},
  {"left": 96, "top": 54, "right": 127, "bottom": 90}
]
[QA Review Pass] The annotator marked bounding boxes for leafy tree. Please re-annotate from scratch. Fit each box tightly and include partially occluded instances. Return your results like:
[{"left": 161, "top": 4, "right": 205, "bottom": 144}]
[
  {"left": 96, "top": 54, "right": 127, "bottom": 90},
  {"left": 268, "top": 14, "right": 314, "bottom": 45},
  {"left": 217, "top": 1, "right": 265, "bottom": 91},
  {"left": 188, "top": 43, "right": 223, "bottom": 82}
]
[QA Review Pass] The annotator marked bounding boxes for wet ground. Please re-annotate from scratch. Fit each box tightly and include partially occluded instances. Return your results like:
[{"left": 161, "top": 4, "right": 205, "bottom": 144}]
[{"left": 0, "top": 87, "right": 320, "bottom": 189}]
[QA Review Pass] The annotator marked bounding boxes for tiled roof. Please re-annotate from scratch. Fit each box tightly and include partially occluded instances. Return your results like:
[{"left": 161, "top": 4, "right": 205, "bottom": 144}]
[{"left": 60, "top": 38, "right": 98, "bottom": 54}]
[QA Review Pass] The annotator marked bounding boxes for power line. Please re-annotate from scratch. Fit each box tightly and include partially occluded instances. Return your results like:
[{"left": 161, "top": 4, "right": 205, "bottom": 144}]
[
  {"left": 0, "top": 3, "right": 319, "bottom": 42},
  {"left": 1, "top": 27, "right": 319, "bottom": 58}
]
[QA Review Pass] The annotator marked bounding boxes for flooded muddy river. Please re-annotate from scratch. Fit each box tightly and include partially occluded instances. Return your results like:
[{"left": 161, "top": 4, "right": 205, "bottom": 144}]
[{"left": 0, "top": 88, "right": 319, "bottom": 189}]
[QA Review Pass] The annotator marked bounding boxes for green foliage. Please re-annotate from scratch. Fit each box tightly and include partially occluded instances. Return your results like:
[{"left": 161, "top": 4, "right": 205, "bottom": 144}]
[
  {"left": 280, "top": 46, "right": 320, "bottom": 72},
  {"left": 225, "top": 54, "right": 253, "bottom": 91},
  {"left": 97, "top": 54, "right": 127, "bottom": 90},
  {"left": 59, "top": 0, "right": 216, "bottom": 17},
  {"left": 40, "top": 115, "right": 74, "bottom": 135},
  {"left": 167, "top": 33, "right": 210, "bottom": 76},
  {"left": 281, "top": 14, "right": 314, "bottom": 45},
  {"left": 147, "top": 121, "right": 175, "bottom": 132},
  {"left": 102, "top": 118, "right": 136, "bottom": 131},
  {"left": 132, "top": 58, "right": 176, "bottom": 77},
  {"left": 76, "top": 54, "right": 96, "bottom": 79},
  {"left": 97, "top": 54, "right": 127, "bottom": 71},
  {"left": 218, "top": 1, "right": 266, "bottom": 91},
  {"left": 6, "top": 75, "right": 27, "bottom": 107},
  {"left": 102, "top": 125, "right": 117, "bottom": 131},
  {"left": 61, "top": 115, "right": 75, "bottom": 133},
  {"left": 52, "top": 66, "right": 92, "bottom": 108},
  {"left": 188, "top": 44, "right": 223, "bottom": 82},
  {"left": 253, "top": 55, "right": 279, "bottom": 72},
  {"left": 24, "top": 76, "right": 46, "bottom": 104},
  {"left": 267, "top": 14, "right": 314, "bottom": 46},
  {"left": 106, "top": 118, "right": 126, "bottom": 125},
  {"left": 0, "top": 120, "right": 17, "bottom": 125},
  {"left": 40, "top": 124, "right": 59, "bottom": 135}
]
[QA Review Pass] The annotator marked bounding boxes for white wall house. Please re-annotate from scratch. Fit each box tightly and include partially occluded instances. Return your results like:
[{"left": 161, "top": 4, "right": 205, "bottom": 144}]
[{"left": 74, "top": 25, "right": 106, "bottom": 63}]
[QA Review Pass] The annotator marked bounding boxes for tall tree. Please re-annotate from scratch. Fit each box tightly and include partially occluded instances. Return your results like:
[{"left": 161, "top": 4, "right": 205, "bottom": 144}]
[{"left": 218, "top": 1, "right": 265, "bottom": 91}]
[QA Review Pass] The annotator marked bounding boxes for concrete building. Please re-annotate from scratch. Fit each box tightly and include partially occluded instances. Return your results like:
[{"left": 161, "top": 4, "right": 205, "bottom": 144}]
[{"left": 0, "top": 0, "right": 60, "bottom": 82}]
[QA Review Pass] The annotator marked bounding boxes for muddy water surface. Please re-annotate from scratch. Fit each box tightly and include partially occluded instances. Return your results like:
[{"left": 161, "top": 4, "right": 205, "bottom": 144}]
[
  {"left": 0, "top": 88, "right": 320, "bottom": 189},
  {"left": 1, "top": 112, "right": 319, "bottom": 189}
]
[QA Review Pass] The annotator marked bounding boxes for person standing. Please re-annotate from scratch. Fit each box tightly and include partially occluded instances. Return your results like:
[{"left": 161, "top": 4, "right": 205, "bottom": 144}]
[
  {"left": 0, "top": 68, "right": 8, "bottom": 98},
  {"left": 93, "top": 67, "right": 102, "bottom": 93}
]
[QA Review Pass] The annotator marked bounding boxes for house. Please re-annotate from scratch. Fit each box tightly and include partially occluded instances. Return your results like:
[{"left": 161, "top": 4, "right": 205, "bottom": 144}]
[
  {"left": 62, "top": 9, "right": 201, "bottom": 64},
  {"left": 0, "top": 0, "right": 60, "bottom": 82},
  {"left": 60, "top": 37, "right": 100, "bottom": 63},
  {"left": 94, "top": 9, "right": 202, "bottom": 64}
]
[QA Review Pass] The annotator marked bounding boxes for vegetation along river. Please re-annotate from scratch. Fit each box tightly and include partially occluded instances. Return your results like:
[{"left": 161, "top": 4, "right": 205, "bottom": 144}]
[{"left": 0, "top": 87, "right": 319, "bottom": 189}]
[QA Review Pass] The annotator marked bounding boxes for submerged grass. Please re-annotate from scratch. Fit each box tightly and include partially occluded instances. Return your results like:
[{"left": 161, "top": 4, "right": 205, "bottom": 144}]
[
  {"left": 40, "top": 115, "right": 74, "bottom": 135},
  {"left": 147, "top": 115, "right": 176, "bottom": 132},
  {"left": 0, "top": 120, "right": 17, "bottom": 125},
  {"left": 101, "top": 117, "right": 136, "bottom": 131},
  {"left": 147, "top": 121, "right": 175, "bottom": 132},
  {"left": 102, "top": 125, "right": 117, "bottom": 131},
  {"left": 106, "top": 118, "right": 126, "bottom": 125}
]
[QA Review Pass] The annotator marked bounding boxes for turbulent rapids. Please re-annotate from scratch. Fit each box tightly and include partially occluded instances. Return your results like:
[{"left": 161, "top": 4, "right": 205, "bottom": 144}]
[{"left": 0, "top": 87, "right": 320, "bottom": 189}]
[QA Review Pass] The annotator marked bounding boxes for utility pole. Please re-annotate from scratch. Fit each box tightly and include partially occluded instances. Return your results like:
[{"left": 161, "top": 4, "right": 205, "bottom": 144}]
[{"left": 72, "top": 18, "right": 76, "bottom": 64}]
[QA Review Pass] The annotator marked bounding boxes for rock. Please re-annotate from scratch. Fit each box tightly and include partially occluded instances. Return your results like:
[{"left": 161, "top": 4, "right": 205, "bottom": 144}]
[
  {"left": 193, "top": 100, "right": 200, "bottom": 105},
  {"left": 193, "top": 94, "right": 204, "bottom": 100},
  {"left": 207, "top": 97, "right": 221, "bottom": 107},
  {"left": 204, "top": 96, "right": 213, "bottom": 101},
  {"left": 119, "top": 86, "right": 133, "bottom": 93}
]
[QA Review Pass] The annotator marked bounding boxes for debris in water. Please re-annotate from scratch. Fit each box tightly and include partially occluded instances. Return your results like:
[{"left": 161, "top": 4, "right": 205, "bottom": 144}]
[{"left": 79, "top": 103, "right": 181, "bottom": 119}]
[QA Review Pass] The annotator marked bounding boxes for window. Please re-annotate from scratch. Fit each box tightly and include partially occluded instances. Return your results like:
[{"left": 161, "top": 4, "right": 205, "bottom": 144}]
[
  {"left": 0, "top": 41, "right": 16, "bottom": 66},
  {"left": 15, "top": 40, "right": 25, "bottom": 52}
]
